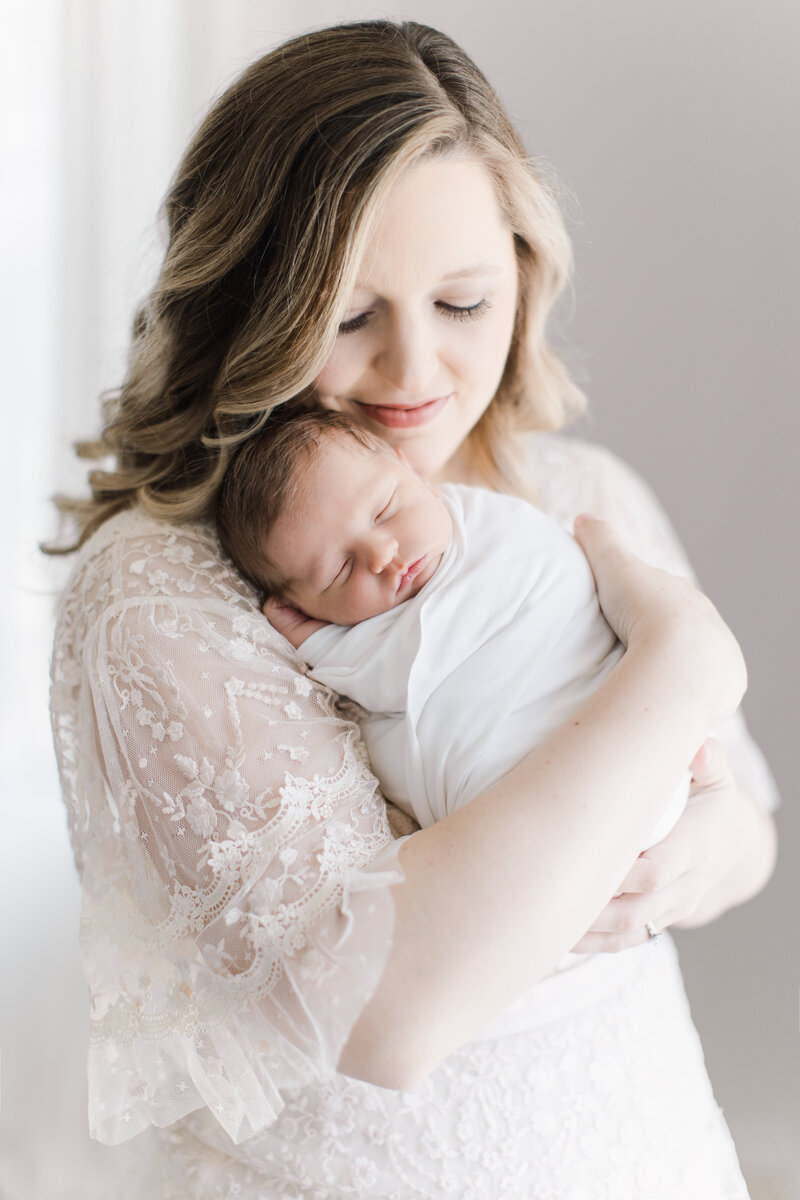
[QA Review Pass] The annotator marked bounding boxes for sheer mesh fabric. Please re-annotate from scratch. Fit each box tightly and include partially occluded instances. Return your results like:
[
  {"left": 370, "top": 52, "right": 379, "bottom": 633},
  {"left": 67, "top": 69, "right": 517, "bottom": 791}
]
[
  {"left": 50, "top": 514, "right": 407, "bottom": 1145},
  {"left": 49, "top": 433, "right": 778, "bottom": 1185}
]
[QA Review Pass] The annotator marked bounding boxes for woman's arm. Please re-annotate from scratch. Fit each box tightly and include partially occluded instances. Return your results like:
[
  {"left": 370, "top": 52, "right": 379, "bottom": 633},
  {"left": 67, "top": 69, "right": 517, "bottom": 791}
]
[
  {"left": 531, "top": 439, "right": 779, "bottom": 949},
  {"left": 71, "top": 516, "right": 743, "bottom": 1138},
  {"left": 337, "top": 517, "right": 748, "bottom": 1090}
]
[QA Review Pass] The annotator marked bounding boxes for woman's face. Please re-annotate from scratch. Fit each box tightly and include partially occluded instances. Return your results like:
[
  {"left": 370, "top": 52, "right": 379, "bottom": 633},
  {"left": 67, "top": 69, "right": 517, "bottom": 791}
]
[{"left": 313, "top": 155, "right": 520, "bottom": 482}]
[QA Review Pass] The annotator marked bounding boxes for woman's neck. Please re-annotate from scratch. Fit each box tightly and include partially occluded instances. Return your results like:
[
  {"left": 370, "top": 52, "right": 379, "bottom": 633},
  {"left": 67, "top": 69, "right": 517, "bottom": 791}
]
[{"left": 430, "top": 444, "right": 492, "bottom": 490}]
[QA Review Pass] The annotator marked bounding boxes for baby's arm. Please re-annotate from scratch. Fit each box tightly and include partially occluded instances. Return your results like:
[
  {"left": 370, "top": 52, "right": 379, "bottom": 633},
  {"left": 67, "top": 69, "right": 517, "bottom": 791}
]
[{"left": 263, "top": 598, "right": 328, "bottom": 649}]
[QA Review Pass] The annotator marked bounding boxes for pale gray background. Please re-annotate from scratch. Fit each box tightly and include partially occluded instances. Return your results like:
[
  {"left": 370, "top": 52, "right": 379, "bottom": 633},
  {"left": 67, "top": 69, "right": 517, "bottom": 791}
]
[{"left": 3, "top": 2, "right": 797, "bottom": 1196}]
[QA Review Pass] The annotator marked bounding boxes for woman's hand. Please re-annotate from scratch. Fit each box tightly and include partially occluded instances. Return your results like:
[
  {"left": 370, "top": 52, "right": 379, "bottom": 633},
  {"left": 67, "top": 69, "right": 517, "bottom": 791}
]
[
  {"left": 569, "top": 738, "right": 768, "bottom": 952},
  {"left": 263, "top": 598, "right": 329, "bottom": 649},
  {"left": 573, "top": 515, "right": 747, "bottom": 724}
]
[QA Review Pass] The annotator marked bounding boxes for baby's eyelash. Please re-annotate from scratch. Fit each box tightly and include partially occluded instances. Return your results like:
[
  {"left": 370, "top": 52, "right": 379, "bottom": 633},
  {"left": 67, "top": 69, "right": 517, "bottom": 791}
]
[
  {"left": 375, "top": 493, "right": 396, "bottom": 522},
  {"left": 338, "top": 299, "right": 492, "bottom": 335},
  {"left": 324, "top": 556, "right": 352, "bottom": 591}
]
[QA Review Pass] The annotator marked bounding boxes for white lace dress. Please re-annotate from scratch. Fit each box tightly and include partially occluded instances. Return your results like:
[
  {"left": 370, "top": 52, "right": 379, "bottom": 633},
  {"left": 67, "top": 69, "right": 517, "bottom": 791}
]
[{"left": 50, "top": 434, "right": 779, "bottom": 1199}]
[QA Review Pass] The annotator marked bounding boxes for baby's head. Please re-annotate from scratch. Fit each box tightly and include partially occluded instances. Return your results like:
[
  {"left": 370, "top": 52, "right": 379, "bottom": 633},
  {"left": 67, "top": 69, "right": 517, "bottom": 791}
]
[{"left": 217, "top": 410, "right": 453, "bottom": 626}]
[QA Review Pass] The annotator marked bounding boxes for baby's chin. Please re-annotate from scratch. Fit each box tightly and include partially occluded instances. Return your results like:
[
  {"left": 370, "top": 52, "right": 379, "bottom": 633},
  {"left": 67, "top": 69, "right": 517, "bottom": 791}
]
[
  {"left": 322, "top": 590, "right": 412, "bottom": 627},
  {"left": 335, "top": 598, "right": 399, "bottom": 626}
]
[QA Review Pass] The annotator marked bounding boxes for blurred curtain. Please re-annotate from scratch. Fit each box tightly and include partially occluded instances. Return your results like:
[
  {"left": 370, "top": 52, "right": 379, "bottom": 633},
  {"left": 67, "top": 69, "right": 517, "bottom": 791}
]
[{"left": 0, "top": 3, "right": 289, "bottom": 1195}]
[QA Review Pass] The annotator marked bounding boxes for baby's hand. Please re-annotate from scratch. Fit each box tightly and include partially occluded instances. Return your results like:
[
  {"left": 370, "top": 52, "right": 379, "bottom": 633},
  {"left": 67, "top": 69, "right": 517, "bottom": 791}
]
[{"left": 262, "top": 598, "right": 329, "bottom": 650}]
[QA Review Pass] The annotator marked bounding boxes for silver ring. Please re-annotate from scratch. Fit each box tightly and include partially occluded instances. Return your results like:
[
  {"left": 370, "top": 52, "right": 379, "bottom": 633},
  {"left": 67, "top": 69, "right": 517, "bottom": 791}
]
[{"left": 645, "top": 920, "right": 662, "bottom": 945}]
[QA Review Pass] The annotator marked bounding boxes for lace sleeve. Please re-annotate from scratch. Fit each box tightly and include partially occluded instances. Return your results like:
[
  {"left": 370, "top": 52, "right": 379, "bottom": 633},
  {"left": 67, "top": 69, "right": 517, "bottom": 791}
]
[
  {"left": 530, "top": 435, "right": 781, "bottom": 814},
  {"left": 52, "top": 528, "right": 408, "bottom": 1146}
]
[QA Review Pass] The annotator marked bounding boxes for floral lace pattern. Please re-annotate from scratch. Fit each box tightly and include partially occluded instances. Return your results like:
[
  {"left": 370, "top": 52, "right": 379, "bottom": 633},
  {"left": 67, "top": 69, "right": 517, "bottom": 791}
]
[
  {"left": 50, "top": 434, "right": 775, "bottom": 1192},
  {"left": 51, "top": 511, "right": 406, "bottom": 1146},
  {"left": 124, "top": 937, "right": 751, "bottom": 1199}
]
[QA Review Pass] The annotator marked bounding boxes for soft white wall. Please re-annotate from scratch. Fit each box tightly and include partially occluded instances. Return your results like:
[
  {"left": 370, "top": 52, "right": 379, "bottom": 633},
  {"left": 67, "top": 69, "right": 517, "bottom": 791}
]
[{"left": 5, "top": 2, "right": 796, "bottom": 1196}]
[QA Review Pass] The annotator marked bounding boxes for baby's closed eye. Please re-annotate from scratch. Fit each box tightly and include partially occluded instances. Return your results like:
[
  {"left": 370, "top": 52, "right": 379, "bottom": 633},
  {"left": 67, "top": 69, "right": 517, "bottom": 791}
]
[{"left": 375, "top": 491, "right": 397, "bottom": 523}]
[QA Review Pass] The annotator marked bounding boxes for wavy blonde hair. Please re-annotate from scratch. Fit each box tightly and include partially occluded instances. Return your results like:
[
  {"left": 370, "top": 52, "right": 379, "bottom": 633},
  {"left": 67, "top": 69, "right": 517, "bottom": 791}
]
[{"left": 46, "top": 19, "right": 585, "bottom": 553}]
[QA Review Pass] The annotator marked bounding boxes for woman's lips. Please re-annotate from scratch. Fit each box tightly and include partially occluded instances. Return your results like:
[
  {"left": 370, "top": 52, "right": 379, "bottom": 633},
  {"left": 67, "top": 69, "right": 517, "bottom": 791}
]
[{"left": 354, "top": 395, "right": 450, "bottom": 428}]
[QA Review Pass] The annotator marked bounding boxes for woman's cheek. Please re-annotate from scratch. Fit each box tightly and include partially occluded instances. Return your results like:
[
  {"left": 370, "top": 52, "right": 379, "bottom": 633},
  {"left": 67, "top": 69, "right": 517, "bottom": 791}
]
[
  {"left": 313, "top": 345, "right": 355, "bottom": 405},
  {"left": 313, "top": 361, "right": 341, "bottom": 405}
]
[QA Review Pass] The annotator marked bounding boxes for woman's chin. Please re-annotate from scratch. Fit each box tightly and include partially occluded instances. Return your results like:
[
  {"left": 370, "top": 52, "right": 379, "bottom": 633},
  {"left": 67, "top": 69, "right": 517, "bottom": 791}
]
[{"left": 392, "top": 440, "right": 459, "bottom": 483}]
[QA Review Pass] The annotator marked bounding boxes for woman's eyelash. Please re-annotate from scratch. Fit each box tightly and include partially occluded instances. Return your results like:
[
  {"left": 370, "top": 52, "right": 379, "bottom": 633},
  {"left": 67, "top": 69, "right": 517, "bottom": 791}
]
[
  {"left": 338, "top": 299, "right": 491, "bottom": 335},
  {"left": 338, "top": 312, "right": 370, "bottom": 335},
  {"left": 439, "top": 298, "right": 491, "bottom": 323}
]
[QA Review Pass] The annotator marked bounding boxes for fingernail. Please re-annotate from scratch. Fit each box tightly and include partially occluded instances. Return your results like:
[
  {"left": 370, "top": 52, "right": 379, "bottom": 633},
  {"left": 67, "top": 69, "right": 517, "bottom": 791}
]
[{"left": 574, "top": 512, "right": 595, "bottom": 528}]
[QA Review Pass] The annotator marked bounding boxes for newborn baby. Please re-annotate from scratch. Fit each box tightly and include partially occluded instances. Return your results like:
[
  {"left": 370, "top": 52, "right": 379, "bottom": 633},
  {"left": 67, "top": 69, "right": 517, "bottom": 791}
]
[{"left": 217, "top": 410, "right": 690, "bottom": 846}]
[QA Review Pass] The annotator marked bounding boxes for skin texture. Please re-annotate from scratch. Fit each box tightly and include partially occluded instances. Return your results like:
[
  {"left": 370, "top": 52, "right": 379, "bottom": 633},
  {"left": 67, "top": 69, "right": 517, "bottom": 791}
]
[
  {"left": 264, "top": 438, "right": 452, "bottom": 626},
  {"left": 266, "top": 154, "right": 776, "bottom": 979},
  {"left": 337, "top": 514, "right": 751, "bottom": 1088},
  {"left": 313, "top": 155, "right": 519, "bottom": 483}
]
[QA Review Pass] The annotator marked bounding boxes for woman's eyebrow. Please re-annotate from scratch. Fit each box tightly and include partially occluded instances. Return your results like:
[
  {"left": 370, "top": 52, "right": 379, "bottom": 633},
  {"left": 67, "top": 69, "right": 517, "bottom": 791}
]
[
  {"left": 438, "top": 263, "right": 504, "bottom": 281},
  {"left": 353, "top": 263, "right": 504, "bottom": 291}
]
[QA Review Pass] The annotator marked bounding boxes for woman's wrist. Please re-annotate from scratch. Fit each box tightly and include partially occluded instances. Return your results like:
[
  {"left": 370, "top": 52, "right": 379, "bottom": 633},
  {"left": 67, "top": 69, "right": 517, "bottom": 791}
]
[{"left": 632, "top": 616, "right": 747, "bottom": 731}]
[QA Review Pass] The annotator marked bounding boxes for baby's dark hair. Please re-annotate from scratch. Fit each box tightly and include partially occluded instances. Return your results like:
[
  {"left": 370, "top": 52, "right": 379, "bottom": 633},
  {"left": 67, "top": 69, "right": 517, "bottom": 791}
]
[{"left": 216, "top": 408, "right": 386, "bottom": 598}]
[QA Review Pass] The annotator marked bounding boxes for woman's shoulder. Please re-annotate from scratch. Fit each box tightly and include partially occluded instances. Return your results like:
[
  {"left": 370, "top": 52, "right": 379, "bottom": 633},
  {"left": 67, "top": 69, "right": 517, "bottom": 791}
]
[
  {"left": 523, "top": 431, "right": 648, "bottom": 518},
  {"left": 522, "top": 431, "right": 690, "bottom": 573},
  {"left": 73, "top": 505, "right": 255, "bottom": 598},
  {"left": 54, "top": 505, "right": 261, "bottom": 646}
]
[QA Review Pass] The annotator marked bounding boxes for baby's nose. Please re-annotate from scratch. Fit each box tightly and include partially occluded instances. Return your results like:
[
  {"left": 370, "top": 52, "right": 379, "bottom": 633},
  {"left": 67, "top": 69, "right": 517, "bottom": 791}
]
[{"left": 368, "top": 536, "right": 400, "bottom": 574}]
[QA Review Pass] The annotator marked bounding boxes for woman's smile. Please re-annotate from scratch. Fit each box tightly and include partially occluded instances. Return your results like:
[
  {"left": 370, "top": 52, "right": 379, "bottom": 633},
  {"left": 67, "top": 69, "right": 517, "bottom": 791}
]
[{"left": 353, "top": 395, "right": 452, "bottom": 429}]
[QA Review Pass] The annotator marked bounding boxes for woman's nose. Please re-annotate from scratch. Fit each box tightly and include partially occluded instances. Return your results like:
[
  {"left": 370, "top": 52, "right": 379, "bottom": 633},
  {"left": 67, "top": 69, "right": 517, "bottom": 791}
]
[{"left": 374, "top": 316, "right": 439, "bottom": 394}]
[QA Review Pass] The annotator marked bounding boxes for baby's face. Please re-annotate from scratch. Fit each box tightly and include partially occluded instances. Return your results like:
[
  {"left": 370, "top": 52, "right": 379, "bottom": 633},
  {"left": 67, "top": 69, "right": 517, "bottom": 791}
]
[{"left": 264, "top": 436, "right": 453, "bottom": 625}]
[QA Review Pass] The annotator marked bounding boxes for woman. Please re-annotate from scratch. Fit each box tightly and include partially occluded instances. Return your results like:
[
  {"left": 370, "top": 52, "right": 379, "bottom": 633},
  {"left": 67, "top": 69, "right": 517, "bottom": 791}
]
[{"left": 48, "top": 20, "right": 777, "bottom": 1198}]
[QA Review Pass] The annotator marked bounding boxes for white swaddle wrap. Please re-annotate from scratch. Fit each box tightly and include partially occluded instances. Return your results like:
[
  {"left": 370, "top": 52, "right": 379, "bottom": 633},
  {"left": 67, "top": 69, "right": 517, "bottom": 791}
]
[{"left": 301, "top": 484, "right": 688, "bottom": 849}]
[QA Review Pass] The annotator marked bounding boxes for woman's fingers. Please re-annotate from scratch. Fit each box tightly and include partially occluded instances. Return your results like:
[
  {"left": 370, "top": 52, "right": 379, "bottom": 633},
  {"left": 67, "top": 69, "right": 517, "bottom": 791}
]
[
  {"left": 594, "top": 869, "right": 696, "bottom": 930},
  {"left": 572, "top": 513, "right": 652, "bottom": 648},
  {"left": 573, "top": 514, "right": 747, "bottom": 719},
  {"left": 574, "top": 743, "right": 740, "bottom": 954},
  {"left": 615, "top": 837, "right": 688, "bottom": 895},
  {"left": 688, "top": 737, "right": 728, "bottom": 789},
  {"left": 572, "top": 513, "right": 631, "bottom": 582},
  {"left": 570, "top": 870, "right": 701, "bottom": 953}
]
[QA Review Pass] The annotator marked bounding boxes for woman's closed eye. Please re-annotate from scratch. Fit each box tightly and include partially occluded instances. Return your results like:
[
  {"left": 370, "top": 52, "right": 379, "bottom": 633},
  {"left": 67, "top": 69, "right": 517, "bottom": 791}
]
[{"left": 338, "top": 298, "right": 492, "bottom": 335}]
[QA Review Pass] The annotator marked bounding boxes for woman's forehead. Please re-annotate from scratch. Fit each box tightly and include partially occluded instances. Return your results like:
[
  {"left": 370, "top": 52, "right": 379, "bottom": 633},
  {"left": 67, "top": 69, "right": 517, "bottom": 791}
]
[{"left": 352, "top": 158, "right": 515, "bottom": 295}]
